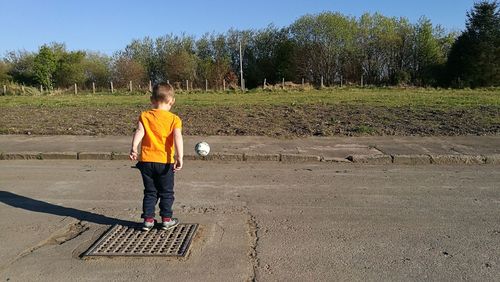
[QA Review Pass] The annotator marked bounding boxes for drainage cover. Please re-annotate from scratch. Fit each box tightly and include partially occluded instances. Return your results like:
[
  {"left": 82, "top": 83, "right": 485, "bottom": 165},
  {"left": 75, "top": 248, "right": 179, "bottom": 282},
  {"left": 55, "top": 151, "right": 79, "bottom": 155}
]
[{"left": 83, "top": 224, "right": 198, "bottom": 257}]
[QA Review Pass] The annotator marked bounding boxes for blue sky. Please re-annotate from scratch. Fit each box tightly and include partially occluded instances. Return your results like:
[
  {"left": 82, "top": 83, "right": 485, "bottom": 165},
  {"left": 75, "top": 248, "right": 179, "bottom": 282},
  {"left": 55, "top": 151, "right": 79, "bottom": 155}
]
[{"left": 0, "top": 0, "right": 477, "bottom": 56}]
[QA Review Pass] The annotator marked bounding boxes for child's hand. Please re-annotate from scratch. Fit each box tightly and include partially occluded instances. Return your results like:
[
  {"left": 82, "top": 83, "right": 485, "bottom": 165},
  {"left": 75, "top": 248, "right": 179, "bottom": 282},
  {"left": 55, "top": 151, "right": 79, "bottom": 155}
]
[
  {"left": 174, "top": 157, "right": 183, "bottom": 173},
  {"left": 129, "top": 149, "right": 138, "bottom": 161}
]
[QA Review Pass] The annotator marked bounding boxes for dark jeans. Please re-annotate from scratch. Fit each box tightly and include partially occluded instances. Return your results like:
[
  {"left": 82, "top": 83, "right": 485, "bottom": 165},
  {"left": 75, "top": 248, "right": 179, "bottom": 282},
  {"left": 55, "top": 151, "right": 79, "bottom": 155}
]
[{"left": 137, "top": 162, "right": 175, "bottom": 218}]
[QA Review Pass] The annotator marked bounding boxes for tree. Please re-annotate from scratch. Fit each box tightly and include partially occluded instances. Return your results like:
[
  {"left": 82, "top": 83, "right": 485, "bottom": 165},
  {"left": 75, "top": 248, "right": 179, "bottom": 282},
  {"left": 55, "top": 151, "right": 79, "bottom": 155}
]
[
  {"left": 4, "top": 51, "right": 36, "bottom": 85},
  {"left": 447, "top": 1, "right": 500, "bottom": 87},
  {"left": 84, "top": 52, "right": 111, "bottom": 88},
  {"left": 122, "top": 37, "right": 159, "bottom": 82},
  {"left": 155, "top": 35, "right": 198, "bottom": 85},
  {"left": 112, "top": 56, "right": 147, "bottom": 88},
  {"left": 33, "top": 45, "right": 57, "bottom": 89},
  {"left": 54, "top": 50, "right": 86, "bottom": 87},
  {"left": 0, "top": 61, "right": 12, "bottom": 83},
  {"left": 412, "top": 18, "right": 448, "bottom": 85}
]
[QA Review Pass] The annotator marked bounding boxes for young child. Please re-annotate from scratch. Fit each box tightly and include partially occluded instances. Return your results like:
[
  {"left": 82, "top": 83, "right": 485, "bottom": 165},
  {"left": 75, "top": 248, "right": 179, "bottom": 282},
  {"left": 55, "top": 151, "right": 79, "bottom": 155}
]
[{"left": 129, "top": 83, "right": 184, "bottom": 231}]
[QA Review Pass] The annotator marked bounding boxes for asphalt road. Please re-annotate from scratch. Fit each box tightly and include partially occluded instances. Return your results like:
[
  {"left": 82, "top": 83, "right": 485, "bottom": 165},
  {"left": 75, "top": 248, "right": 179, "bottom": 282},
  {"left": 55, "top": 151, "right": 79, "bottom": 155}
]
[{"left": 0, "top": 160, "right": 499, "bottom": 281}]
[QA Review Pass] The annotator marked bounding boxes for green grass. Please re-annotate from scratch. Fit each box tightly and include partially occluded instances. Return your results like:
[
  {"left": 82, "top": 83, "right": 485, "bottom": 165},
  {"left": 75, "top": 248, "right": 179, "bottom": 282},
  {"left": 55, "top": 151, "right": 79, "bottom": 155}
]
[{"left": 1, "top": 88, "right": 499, "bottom": 109}]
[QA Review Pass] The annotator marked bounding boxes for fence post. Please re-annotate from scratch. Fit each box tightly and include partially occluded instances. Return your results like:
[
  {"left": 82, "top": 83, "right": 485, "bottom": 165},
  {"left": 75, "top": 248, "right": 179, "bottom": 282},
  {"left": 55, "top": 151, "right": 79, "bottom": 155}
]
[
  {"left": 129, "top": 81, "right": 133, "bottom": 92},
  {"left": 74, "top": 83, "right": 78, "bottom": 95},
  {"left": 205, "top": 79, "right": 208, "bottom": 92},
  {"left": 282, "top": 78, "right": 285, "bottom": 89},
  {"left": 186, "top": 80, "right": 189, "bottom": 91},
  {"left": 149, "top": 80, "right": 152, "bottom": 92},
  {"left": 22, "top": 85, "right": 25, "bottom": 94},
  {"left": 110, "top": 81, "right": 114, "bottom": 93},
  {"left": 263, "top": 78, "right": 266, "bottom": 89},
  {"left": 361, "top": 75, "right": 364, "bottom": 87},
  {"left": 2, "top": 85, "right": 6, "bottom": 95},
  {"left": 321, "top": 76, "right": 324, "bottom": 88},
  {"left": 302, "top": 78, "right": 304, "bottom": 87},
  {"left": 40, "top": 85, "right": 43, "bottom": 93},
  {"left": 223, "top": 79, "right": 226, "bottom": 91},
  {"left": 92, "top": 82, "right": 96, "bottom": 94},
  {"left": 340, "top": 75, "right": 343, "bottom": 88}
]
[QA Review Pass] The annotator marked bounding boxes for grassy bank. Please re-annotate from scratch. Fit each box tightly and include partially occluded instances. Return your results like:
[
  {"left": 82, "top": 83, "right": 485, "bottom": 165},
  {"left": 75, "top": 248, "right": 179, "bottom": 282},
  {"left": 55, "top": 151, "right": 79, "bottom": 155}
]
[
  {"left": 1, "top": 88, "right": 499, "bottom": 109},
  {"left": 1, "top": 88, "right": 499, "bottom": 137}
]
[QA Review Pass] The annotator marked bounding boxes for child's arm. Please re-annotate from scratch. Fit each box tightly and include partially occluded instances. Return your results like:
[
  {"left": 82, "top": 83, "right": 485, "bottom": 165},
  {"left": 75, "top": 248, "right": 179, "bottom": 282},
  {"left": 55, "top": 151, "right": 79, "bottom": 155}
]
[
  {"left": 129, "top": 121, "right": 145, "bottom": 161},
  {"left": 173, "top": 128, "right": 183, "bottom": 172}
]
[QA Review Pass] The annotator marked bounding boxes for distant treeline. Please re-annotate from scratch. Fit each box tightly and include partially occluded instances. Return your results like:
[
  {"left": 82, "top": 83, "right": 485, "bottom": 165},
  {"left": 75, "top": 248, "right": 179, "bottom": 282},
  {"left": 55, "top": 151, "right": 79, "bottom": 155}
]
[{"left": 0, "top": 1, "right": 498, "bottom": 90}]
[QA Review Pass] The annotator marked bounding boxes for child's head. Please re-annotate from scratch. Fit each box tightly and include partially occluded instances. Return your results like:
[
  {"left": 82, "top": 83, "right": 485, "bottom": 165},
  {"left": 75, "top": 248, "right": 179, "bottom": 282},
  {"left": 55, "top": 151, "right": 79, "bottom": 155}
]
[{"left": 151, "top": 83, "right": 175, "bottom": 106}]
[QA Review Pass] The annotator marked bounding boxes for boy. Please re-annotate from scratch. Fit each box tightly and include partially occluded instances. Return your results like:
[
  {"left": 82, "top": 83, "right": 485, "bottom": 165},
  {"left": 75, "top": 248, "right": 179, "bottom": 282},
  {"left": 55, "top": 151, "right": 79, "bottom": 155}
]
[{"left": 129, "top": 83, "right": 183, "bottom": 231}]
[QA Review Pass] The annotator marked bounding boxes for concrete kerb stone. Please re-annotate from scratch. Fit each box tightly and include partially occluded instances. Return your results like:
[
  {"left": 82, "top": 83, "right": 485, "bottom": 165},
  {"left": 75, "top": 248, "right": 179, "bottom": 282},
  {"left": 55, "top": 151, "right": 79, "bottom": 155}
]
[
  {"left": 207, "top": 153, "right": 244, "bottom": 161},
  {"left": 0, "top": 152, "right": 42, "bottom": 160},
  {"left": 484, "top": 154, "right": 500, "bottom": 165},
  {"left": 184, "top": 154, "right": 198, "bottom": 161},
  {"left": 430, "top": 154, "right": 486, "bottom": 165},
  {"left": 322, "top": 157, "right": 352, "bottom": 163},
  {"left": 347, "top": 154, "right": 393, "bottom": 164},
  {"left": 111, "top": 152, "right": 131, "bottom": 160},
  {"left": 187, "top": 153, "right": 244, "bottom": 161},
  {"left": 0, "top": 150, "right": 497, "bottom": 165},
  {"left": 392, "top": 154, "right": 431, "bottom": 165},
  {"left": 41, "top": 152, "right": 78, "bottom": 160},
  {"left": 280, "top": 154, "right": 321, "bottom": 162},
  {"left": 78, "top": 152, "right": 112, "bottom": 160},
  {"left": 243, "top": 153, "right": 280, "bottom": 162}
]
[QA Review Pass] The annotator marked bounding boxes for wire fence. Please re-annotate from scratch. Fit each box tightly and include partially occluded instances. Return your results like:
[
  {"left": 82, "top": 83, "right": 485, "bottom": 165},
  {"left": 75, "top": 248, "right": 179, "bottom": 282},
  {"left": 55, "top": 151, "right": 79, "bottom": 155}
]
[{"left": 2, "top": 76, "right": 345, "bottom": 96}]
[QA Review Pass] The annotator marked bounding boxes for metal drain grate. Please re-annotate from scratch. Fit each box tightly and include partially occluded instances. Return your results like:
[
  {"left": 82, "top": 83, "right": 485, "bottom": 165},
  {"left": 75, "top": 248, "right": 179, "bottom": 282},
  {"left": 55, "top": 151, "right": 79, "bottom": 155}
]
[{"left": 83, "top": 223, "right": 198, "bottom": 257}]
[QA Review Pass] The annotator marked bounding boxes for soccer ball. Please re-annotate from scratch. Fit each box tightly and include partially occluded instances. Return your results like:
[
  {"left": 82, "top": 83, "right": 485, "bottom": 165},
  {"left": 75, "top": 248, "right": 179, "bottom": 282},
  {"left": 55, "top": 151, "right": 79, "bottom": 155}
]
[{"left": 195, "top": 142, "right": 210, "bottom": 156}]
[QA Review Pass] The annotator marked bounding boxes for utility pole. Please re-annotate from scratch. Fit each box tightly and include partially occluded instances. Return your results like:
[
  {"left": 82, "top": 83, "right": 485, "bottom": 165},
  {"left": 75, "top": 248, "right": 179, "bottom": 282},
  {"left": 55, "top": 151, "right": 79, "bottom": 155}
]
[{"left": 239, "top": 40, "right": 244, "bottom": 91}]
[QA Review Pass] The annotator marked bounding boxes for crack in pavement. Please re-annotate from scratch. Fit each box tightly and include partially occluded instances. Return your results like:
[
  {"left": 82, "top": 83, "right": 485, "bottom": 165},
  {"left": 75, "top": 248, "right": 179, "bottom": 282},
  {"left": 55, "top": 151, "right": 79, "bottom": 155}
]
[{"left": 245, "top": 209, "right": 260, "bottom": 282}]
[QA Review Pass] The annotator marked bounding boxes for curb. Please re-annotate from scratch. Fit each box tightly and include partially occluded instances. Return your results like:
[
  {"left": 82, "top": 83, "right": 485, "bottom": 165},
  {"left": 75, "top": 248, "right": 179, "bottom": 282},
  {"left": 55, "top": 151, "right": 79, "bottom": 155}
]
[
  {"left": 0, "top": 151, "right": 499, "bottom": 165},
  {"left": 322, "top": 157, "right": 352, "bottom": 163},
  {"left": 41, "top": 152, "right": 78, "bottom": 160},
  {"left": 392, "top": 154, "right": 431, "bottom": 165},
  {"left": 78, "top": 152, "right": 112, "bottom": 160},
  {"left": 484, "top": 154, "right": 500, "bottom": 165},
  {"left": 0, "top": 152, "right": 42, "bottom": 160},
  {"left": 429, "top": 154, "right": 485, "bottom": 165},
  {"left": 244, "top": 153, "right": 281, "bottom": 162},
  {"left": 280, "top": 154, "right": 321, "bottom": 162},
  {"left": 111, "top": 152, "right": 130, "bottom": 160},
  {"left": 347, "top": 154, "right": 392, "bottom": 164}
]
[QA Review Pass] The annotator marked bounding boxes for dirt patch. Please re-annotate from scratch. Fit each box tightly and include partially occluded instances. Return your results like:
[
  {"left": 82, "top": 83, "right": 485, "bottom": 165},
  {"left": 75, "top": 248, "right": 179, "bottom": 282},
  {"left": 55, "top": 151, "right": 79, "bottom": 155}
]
[{"left": 0, "top": 105, "right": 498, "bottom": 137}]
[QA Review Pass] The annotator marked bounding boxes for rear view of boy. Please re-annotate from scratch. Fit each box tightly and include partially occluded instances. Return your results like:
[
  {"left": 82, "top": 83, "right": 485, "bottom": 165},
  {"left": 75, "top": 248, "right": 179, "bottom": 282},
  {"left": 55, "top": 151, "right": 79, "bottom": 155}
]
[{"left": 129, "top": 83, "right": 184, "bottom": 231}]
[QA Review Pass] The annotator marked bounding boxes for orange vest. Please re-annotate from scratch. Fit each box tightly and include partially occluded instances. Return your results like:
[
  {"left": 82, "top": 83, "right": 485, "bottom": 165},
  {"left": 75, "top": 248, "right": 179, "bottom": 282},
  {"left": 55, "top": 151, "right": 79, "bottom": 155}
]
[{"left": 139, "top": 109, "right": 182, "bottom": 163}]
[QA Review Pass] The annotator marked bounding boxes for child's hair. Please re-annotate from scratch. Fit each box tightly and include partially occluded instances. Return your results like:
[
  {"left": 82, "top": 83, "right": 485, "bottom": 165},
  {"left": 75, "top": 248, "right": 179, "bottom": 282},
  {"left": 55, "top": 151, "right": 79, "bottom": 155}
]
[{"left": 151, "top": 83, "right": 175, "bottom": 103}]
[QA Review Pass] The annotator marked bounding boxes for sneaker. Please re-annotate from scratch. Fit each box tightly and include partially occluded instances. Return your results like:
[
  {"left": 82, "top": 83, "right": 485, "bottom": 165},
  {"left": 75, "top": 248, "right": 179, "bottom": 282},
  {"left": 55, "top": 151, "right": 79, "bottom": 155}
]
[
  {"left": 161, "top": 217, "right": 179, "bottom": 230},
  {"left": 142, "top": 218, "right": 155, "bottom": 231}
]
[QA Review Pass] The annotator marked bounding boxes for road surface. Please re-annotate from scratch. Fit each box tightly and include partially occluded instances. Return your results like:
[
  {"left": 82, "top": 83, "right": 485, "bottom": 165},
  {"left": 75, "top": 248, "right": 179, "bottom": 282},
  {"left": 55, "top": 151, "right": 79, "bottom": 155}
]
[{"left": 0, "top": 160, "right": 498, "bottom": 281}]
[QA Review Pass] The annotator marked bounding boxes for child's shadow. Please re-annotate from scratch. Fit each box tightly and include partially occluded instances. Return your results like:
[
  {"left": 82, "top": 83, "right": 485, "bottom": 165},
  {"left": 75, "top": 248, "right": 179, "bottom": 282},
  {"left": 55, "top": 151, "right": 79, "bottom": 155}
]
[{"left": 0, "top": 191, "right": 136, "bottom": 226}]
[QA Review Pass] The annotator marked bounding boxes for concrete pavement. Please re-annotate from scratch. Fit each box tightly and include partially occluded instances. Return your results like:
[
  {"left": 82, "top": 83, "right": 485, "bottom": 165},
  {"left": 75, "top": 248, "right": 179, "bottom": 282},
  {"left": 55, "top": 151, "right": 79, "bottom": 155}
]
[
  {"left": 0, "top": 160, "right": 499, "bottom": 281},
  {"left": 0, "top": 135, "right": 499, "bottom": 164}
]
